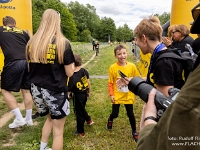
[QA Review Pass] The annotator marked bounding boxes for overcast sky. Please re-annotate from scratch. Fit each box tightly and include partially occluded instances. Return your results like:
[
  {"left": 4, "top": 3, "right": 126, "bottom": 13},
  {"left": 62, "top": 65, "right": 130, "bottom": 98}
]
[{"left": 60, "top": 0, "right": 172, "bottom": 30}]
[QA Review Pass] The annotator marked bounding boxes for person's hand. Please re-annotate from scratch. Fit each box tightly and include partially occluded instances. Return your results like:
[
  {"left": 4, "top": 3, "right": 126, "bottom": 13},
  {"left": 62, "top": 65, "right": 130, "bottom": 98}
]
[
  {"left": 162, "top": 36, "right": 172, "bottom": 47},
  {"left": 110, "top": 95, "right": 115, "bottom": 104},
  {"left": 140, "top": 88, "right": 157, "bottom": 130},
  {"left": 87, "top": 92, "right": 90, "bottom": 98},
  {"left": 116, "top": 77, "right": 131, "bottom": 89}
]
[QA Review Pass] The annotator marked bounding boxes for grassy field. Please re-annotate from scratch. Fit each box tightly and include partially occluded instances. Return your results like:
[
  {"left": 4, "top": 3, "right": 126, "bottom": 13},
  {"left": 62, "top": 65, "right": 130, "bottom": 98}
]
[{"left": 0, "top": 42, "right": 144, "bottom": 150}]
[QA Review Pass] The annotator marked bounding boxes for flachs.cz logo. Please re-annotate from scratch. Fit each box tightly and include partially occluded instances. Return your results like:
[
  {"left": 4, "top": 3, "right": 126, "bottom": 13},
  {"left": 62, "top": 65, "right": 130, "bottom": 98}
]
[{"left": 0, "top": 0, "right": 12, "bottom": 3}]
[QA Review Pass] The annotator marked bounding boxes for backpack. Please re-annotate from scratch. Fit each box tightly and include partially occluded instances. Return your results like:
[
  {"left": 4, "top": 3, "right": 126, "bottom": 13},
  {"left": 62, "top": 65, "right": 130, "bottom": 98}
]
[{"left": 155, "top": 46, "right": 198, "bottom": 81}]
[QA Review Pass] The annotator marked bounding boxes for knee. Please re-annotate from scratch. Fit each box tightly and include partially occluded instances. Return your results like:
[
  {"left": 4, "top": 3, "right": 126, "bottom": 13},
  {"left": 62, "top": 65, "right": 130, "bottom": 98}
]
[{"left": 1, "top": 89, "right": 9, "bottom": 95}]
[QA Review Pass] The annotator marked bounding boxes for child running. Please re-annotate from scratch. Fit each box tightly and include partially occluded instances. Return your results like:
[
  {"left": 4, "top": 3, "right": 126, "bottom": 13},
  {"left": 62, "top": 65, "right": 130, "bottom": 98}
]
[
  {"left": 68, "top": 54, "right": 94, "bottom": 137},
  {"left": 107, "top": 44, "right": 140, "bottom": 143}
]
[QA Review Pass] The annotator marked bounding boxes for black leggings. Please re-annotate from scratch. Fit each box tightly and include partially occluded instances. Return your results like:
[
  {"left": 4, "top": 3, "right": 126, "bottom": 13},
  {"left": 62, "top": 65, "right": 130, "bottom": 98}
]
[{"left": 109, "top": 104, "right": 136, "bottom": 131}]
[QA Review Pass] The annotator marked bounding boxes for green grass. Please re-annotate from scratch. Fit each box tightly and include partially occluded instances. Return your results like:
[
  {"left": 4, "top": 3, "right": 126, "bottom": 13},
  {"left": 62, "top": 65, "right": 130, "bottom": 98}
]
[{"left": 0, "top": 42, "right": 144, "bottom": 150}]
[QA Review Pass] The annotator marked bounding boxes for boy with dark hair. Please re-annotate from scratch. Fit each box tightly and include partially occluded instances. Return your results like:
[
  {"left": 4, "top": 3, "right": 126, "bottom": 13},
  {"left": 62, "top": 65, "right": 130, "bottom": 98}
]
[
  {"left": 68, "top": 54, "right": 94, "bottom": 137},
  {"left": 107, "top": 44, "right": 140, "bottom": 143}
]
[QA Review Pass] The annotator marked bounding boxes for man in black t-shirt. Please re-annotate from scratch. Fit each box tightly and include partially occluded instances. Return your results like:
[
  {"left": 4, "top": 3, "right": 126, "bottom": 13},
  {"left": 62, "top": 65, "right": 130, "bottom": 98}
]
[{"left": 0, "top": 16, "right": 33, "bottom": 128}]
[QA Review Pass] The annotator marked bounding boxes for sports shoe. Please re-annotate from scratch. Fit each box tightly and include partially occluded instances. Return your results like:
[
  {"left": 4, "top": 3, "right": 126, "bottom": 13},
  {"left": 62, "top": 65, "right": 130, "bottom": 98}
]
[
  {"left": 73, "top": 131, "right": 85, "bottom": 137},
  {"left": 9, "top": 119, "right": 26, "bottom": 129},
  {"left": 106, "top": 118, "right": 113, "bottom": 130},
  {"left": 87, "top": 120, "right": 94, "bottom": 126},
  {"left": 132, "top": 131, "right": 138, "bottom": 143},
  {"left": 25, "top": 119, "right": 33, "bottom": 126},
  {"left": 32, "top": 112, "right": 40, "bottom": 119},
  {"left": 45, "top": 148, "right": 52, "bottom": 150}
]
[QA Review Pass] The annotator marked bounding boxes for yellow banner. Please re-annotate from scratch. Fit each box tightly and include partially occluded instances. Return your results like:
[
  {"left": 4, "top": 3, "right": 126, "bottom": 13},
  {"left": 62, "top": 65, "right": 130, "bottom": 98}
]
[{"left": 0, "top": 0, "right": 32, "bottom": 74}]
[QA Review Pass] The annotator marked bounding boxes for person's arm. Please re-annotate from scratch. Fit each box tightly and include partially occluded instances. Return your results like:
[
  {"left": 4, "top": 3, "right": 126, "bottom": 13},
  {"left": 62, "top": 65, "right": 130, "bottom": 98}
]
[
  {"left": 137, "top": 89, "right": 157, "bottom": 149},
  {"left": 87, "top": 78, "right": 91, "bottom": 97},
  {"left": 162, "top": 36, "right": 172, "bottom": 47},
  {"left": 63, "top": 44, "right": 75, "bottom": 77},
  {"left": 108, "top": 82, "right": 115, "bottom": 103},
  {"left": 156, "top": 84, "right": 173, "bottom": 97},
  {"left": 140, "top": 89, "right": 157, "bottom": 130},
  {"left": 64, "top": 63, "right": 75, "bottom": 77}
]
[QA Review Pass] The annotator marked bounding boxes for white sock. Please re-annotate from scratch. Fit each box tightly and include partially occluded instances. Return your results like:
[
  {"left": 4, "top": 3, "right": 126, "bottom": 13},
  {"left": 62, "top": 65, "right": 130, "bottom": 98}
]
[
  {"left": 12, "top": 108, "right": 23, "bottom": 120},
  {"left": 40, "top": 141, "right": 47, "bottom": 150},
  {"left": 25, "top": 109, "right": 32, "bottom": 121}
]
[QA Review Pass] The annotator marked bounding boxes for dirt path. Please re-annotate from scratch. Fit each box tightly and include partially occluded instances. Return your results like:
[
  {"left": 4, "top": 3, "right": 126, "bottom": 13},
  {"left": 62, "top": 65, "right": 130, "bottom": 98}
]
[
  {"left": 0, "top": 53, "right": 97, "bottom": 128},
  {"left": 0, "top": 103, "right": 25, "bottom": 128}
]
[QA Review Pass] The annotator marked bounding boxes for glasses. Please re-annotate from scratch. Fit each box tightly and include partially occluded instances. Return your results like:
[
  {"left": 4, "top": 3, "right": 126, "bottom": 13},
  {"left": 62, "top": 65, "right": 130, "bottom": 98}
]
[{"left": 172, "top": 30, "right": 180, "bottom": 34}]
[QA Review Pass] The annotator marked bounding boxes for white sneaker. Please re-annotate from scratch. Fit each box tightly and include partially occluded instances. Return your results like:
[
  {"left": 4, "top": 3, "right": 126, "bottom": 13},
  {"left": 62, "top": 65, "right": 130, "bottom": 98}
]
[
  {"left": 45, "top": 148, "right": 52, "bottom": 150},
  {"left": 9, "top": 119, "right": 26, "bottom": 128},
  {"left": 25, "top": 119, "right": 33, "bottom": 126}
]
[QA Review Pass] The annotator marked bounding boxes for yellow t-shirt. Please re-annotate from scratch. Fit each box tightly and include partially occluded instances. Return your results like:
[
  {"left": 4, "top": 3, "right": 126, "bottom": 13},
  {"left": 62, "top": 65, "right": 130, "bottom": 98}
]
[
  {"left": 138, "top": 50, "right": 151, "bottom": 77},
  {"left": 108, "top": 62, "right": 140, "bottom": 104}
]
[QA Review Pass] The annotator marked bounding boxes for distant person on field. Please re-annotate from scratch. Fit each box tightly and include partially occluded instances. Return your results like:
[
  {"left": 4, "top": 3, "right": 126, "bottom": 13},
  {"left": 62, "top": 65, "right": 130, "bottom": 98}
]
[
  {"left": 26, "top": 9, "right": 75, "bottom": 150},
  {"left": 132, "top": 37, "right": 136, "bottom": 55},
  {"left": 94, "top": 41, "right": 100, "bottom": 56},
  {"left": 68, "top": 54, "right": 94, "bottom": 137},
  {"left": 107, "top": 44, "right": 140, "bottom": 143},
  {"left": 0, "top": 16, "right": 33, "bottom": 128},
  {"left": 92, "top": 39, "right": 95, "bottom": 50}
]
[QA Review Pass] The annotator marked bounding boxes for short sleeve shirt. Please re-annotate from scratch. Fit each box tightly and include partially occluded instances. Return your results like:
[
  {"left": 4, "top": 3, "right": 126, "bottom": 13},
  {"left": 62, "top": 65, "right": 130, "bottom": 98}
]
[
  {"left": 148, "top": 50, "right": 185, "bottom": 89},
  {"left": 68, "top": 68, "right": 89, "bottom": 93},
  {"left": 0, "top": 26, "right": 30, "bottom": 65},
  {"left": 108, "top": 62, "right": 141, "bottom": 104},
  {"left": 29, "top": 43, "right": 75, "bottom": 92}
]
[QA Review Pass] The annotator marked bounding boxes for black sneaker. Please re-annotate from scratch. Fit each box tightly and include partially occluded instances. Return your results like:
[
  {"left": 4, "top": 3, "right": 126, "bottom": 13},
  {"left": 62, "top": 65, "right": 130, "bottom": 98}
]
[
  {"left": 132, "top": 131, "right": 138, "bottom": 143},
  {"left": 107, "top": 118, "right": 113, "bottom": 130},
  {"left": 32, "top": 112, "right": 40, "bottom": 119}
]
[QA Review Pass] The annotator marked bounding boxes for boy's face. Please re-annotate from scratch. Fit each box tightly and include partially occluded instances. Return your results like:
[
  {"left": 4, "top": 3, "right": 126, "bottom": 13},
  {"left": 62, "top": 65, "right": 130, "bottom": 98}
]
[{"left": 115, "top": 48, "right": 127, "bottom": 64}]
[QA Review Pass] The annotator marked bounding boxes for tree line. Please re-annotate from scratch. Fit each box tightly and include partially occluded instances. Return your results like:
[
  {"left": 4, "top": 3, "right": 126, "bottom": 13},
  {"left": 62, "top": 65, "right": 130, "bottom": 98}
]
[{"left": 32, "top": 0, "right": 170, "bottom": 42}]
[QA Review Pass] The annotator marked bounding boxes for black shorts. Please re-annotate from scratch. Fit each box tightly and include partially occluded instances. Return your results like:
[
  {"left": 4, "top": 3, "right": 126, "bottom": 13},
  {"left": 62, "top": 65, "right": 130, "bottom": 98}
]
[
  {"left": 30, "top": 83, "right": 70, "bottom": 119},
  {"left": 1, "top": 60, "right": 30, "bottom": 92}
]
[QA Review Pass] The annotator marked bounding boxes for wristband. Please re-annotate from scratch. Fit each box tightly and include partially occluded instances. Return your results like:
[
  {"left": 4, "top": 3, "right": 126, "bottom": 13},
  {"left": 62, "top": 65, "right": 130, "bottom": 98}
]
[{"left": 144, "top": 116, "right": 158, "bottom": 122}]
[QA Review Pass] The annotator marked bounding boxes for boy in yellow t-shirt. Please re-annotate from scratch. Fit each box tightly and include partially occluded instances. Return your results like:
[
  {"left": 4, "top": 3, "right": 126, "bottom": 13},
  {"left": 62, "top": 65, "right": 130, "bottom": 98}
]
[{"left": 107, "top": 44, "right": 140, "bottom": 143}]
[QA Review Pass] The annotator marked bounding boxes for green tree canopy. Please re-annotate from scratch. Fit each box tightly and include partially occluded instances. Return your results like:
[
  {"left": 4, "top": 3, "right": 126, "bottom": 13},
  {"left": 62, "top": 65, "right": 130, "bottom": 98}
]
[
  {"left": 32, "top": 0, "right": 77, "bottom": 41},
  {"left": 99, "top": 17, "right": 116, "bottom": 42}
]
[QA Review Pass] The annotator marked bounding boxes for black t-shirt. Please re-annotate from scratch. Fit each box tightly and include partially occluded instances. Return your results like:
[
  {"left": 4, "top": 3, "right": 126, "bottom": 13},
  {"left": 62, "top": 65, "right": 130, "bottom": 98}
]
[
  {"left": 0, "top": 26, "right": 30, "bottom": 65},
  {"left": 148, "top": 49, "right": 185, "bottom": 89},
  {"left": 28, "top": 44, "right": 75, "bottom": 92},
  {"left": 94, "top": 43, "right": 99, "bottom": 49},
  {"left": 192, "top": 37, "right": 200, "bottom": 55},
  {"left": 68, "top": 68, "right": 89, "bottom": 93}
]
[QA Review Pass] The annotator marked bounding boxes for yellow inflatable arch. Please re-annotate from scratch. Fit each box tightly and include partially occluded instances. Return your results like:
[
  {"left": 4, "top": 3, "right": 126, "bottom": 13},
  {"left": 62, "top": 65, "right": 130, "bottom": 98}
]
[
  {"left": 0, "top": 0, "right": 32, "bottom": 75},
  {"left": 138, "top": 0, "right": 200, "bottom": 77},
  {"left": 170, "top": 0, "right": 199, "bottom": 38}
]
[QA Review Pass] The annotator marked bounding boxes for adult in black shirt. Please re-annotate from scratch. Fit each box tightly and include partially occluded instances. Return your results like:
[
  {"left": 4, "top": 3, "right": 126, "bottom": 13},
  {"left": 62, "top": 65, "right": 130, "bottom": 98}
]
[
  {"left": 0, "top": 16, "right": 33, "bottom": 128},
  {"left": 164, "top": 24, "right": 194, "bottom": 53},
  {"left": 133, "top": 16, "right": 184, "bottom": 96},
  {"left": 26, "top": 9, "right": 75, "bottom": 150}
]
